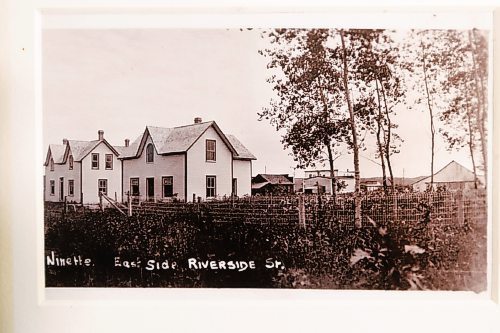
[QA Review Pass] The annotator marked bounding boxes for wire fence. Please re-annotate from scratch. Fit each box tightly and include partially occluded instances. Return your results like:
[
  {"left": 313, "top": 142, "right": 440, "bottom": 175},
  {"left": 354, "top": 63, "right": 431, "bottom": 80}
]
[{"left": 57, "top": 189, "right": 486, "bottom": 227}]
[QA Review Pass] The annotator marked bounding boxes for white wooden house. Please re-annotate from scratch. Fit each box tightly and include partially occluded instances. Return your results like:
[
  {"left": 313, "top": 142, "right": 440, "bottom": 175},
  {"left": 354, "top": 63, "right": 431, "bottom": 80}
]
[
  {"left": 119, "top": 118, "right": 256, "bottom": 202},
  {"left": 44, "top": 130, "right": 122, "bottom": 204}
]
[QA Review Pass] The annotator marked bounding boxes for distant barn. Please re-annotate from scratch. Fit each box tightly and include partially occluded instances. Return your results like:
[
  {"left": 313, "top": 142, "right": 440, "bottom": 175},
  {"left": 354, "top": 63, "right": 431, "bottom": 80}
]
[
  {"left": 412, "top": 160, "right": 479, "bottom": 191},
  {"left": 251, "top": 174, "right": 294, "bottom": 195}
]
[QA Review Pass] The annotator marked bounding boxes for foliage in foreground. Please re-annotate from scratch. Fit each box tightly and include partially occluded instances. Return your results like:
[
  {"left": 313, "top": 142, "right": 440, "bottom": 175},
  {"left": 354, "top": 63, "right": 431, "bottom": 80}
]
[{"left": 45, "top": 208, "right": 486, "bottom": 291}]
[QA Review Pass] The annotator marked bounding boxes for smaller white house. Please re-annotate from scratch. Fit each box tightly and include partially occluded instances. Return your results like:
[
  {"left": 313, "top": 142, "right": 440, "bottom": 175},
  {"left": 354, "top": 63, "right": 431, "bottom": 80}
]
[
  {"left": 296, "top": 169, "right": 355, "bottom": 194},
  {"left": 44, "top": 130, "right": 122, "bottom": 204}
]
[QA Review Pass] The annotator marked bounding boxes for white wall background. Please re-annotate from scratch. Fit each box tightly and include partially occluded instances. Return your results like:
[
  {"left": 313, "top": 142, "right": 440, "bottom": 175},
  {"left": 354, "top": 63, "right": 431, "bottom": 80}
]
[
  {"left": 44, "top": 159, "right": 82, "bottom": 203},
  {"left": 233, "top": 159, "right": 252, "bottom": 196},
  {"left": 80, "top": 142, "right": 122, "bottom": 203},
  {"left": 187, "top": 126, "right": 233, "bottom": 200},
  {"left": 122, "top": 134, "right": 186, "bottom": 201}
]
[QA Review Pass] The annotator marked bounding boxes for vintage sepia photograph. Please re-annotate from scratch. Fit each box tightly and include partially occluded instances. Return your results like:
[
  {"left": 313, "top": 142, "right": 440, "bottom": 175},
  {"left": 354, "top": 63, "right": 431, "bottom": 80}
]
[{"left": 43, "top": 27, "right": 489, "bottom": 290}]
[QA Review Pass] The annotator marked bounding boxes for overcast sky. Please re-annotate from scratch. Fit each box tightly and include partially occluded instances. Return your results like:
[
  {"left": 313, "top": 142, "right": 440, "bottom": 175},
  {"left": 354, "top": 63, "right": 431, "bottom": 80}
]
[{"left": 43, "top": 28, "right": 484, "bottom": 178}]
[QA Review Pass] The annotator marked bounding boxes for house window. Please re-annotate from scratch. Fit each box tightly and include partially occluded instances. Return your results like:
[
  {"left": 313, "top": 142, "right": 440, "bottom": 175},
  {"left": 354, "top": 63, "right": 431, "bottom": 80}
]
[
  {"left": 146, "top": 143, "right": 154, "bottom": 163},
  {"left": 130, "top": 178, "right": 139, "bottom": 196},
  {"left": 50, "top": 180, "right": 55, "bottom": 196},
  {"left": 50, "top": 159, "right": 54, "bottom": 171},
  {"left": 68, "top": 180, "right": 74, "bottom": 196},
  {"left": 162, "top": 176, "right": 173, "bottom": 197},
  {"left": 206, "top": 140, "right": 216, "bottom": 162},
  {"left": 206, "top": 176, "right": 216, "bottom": 198},
  {"left": 98, "top": 179, "right": 108, "bottom": 196},
  {"left": 105, "top": 154, "right": 113, "bottom": 170},
  {"left": 92, "top": 153, "right": 99, "bottom": 169},
  {"left": 69, "top": 155, "right": 73, "bottom": 170}
]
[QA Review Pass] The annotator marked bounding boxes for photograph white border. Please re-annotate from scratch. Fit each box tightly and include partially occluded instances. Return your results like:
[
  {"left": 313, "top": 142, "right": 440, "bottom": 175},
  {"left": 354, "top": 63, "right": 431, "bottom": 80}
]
[{"left": 1, "top": 1, "right": 499, "bottom": 332}]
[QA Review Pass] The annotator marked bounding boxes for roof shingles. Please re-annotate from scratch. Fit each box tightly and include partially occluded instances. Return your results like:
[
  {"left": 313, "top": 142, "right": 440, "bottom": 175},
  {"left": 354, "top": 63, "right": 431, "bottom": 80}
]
[
  {"left": 119, "top": 121, "right": 255, "bottom": 160},
  {"left": 49, "top": 144, "right": 66, "bottom": 164},
  {"left": 46, "top": 121, "right": 256, "bottom": 163}
]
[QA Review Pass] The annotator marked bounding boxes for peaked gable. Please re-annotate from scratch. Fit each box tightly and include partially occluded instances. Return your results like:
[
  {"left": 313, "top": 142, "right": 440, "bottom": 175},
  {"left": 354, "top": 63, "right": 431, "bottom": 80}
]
[
  {"left": 253, "top": 174, "right": 293, "bottom": 185},
  {"left": 412, "top": 161, "right": 476, "bottom": 185},
  {"left": 44, "top": 144, "right": 65, "bottom": 166},
  {"left": 68, "top": 139, "right": 119, "bottom": 161},
  {"left": 45, "top": 138, "right": 120, "bottom": 166},
  {"left": 121, "top": 121, "right": 239, "bottom": 159}
]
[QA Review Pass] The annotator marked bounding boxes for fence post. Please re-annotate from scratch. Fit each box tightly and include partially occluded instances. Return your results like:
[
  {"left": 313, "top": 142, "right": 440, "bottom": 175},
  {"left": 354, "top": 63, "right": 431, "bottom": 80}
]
[
  {"left": 456, "top": 190, "right": 464, "bottom": 225},
  {"left": 192, "top": 193, "right": 196, "bottom": 203},
  {"left": 63, "top": 195, "right": 67, "bottom": 218},
  {"left": 127, "top": 191, "right": 132, "bottom": 216},
  {"left": 298, "top": 195, "right": 306, "bottom": 228},
  {"left": 99, "top": 192, "right": 103, "bottom": 212},
  {"left": 393, "top": 194, "right": 398, "bottom": 222}
]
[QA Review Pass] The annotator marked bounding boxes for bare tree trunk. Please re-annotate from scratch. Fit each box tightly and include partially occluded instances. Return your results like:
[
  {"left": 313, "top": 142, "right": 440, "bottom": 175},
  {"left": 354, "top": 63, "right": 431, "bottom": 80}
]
[
  {"left": 467, "top": 113, "right": 478, "bottom": 189},
  {"left": 472, "top": 29, "right": 488, "bottom": 122},
  {"left": 379, "top": 78, "right": 395, "bottom": 192},
  {"left": 421, "top": 41, "right": 435, "bottom": 190},
  {"left": 375, "top": 79, "right": 388, "bottom": 194},
  {"left": 465, "top": 94, "right": 478, "bottom": 189},
  {"left": 326, "top": 143, "right": 337, "bottom": 200},
  {"left": 468, "top": 30, "right": 487, "bottom": 181},
  {"left": 317, "top": 79, "right": 337, "bottom": 201},
  {"left": 340, "top": 30, "right": 362, "bottom": 228}
]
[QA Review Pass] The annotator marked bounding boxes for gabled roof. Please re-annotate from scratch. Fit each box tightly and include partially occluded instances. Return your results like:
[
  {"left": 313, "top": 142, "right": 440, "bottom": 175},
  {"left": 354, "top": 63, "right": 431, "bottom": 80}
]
[
  {"left": 412, "top": 160, "right": 476, "bottom": 185},
  {"left": 253, "top": 174, "right": 294, "bottom": 185},
  {"left": 226, "top": 134, "right": 256, "bottom": 160},
  {"left": 117, "top": 135, "right": 142, "bottom": 158},
  {"left": 120, "top": 121, "right": 253, "bottom": 160},
  {"left": 66, "top": 139, "right": 119, "bottom": 162},
  {"left": 44, "top": 144, "right": 66, "bottom": 166},
  {"left": 45, "top": 138, "right": 120, "bottom": 166},
  {"left": 67, "top": 140, "right": 98, "bottom": 161},
  {"left": 113, "top": 145, "right": 127, "bottom": 156}
]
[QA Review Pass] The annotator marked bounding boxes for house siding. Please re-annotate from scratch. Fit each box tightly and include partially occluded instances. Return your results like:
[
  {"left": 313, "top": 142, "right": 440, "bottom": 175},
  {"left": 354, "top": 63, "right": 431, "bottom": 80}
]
[
  {"left": 81, "top": 142, "right": 122, "bottom": 203},
  {"left": 232, "top": 159, "right": 252, "bottom": 197},
  {"left": 186, "top": 126, "right": 232, "bottom": 201},
  {"left": 122, "top": 135, "right": 185, "bottom": 201},
  {"left": 44, "top": 159, "right": 82, "bottom": 203}
]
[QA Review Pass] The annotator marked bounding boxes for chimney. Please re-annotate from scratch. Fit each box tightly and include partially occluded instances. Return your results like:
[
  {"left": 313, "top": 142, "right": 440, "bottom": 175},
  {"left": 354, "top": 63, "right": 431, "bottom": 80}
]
[
  {"left": 98, "top": 130, "right": 104, "bottom": 141},
  {"left": 194, "top": 117, "right": 202, "bottom": 124},
  {"left": 62, "top": 138, "right": 68, "bottom": 145},
  {"left": 125, "top": 139, "right": 130, "bottom": 147}
]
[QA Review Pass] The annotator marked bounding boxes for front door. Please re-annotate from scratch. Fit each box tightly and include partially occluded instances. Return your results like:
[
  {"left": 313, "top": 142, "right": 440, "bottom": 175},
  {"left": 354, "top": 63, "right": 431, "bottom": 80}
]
[
  {"left": 59, "top": 177, "right": 64, "bottom": 201},
  {"left": 146, "top": 177, "right": 155, "bottom": 201}
]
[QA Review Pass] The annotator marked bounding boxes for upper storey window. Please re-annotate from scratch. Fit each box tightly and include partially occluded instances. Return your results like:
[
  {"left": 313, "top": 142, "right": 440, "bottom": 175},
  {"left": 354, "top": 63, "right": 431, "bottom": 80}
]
[
  {"left": 206, "top": 140, "right": 216, "bottom": 162},
  {"left": 92, "top": 153, "right": 99, "bottom": 169},
  {"left": 146, "top": 143, "right": 154, "bottom": 163}
]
